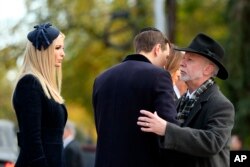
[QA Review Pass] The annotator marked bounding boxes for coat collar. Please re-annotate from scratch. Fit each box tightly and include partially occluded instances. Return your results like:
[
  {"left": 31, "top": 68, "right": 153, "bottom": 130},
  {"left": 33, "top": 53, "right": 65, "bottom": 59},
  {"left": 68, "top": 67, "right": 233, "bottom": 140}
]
[{"left": 122, "top": 54, "right": 151, "bottom": 64}]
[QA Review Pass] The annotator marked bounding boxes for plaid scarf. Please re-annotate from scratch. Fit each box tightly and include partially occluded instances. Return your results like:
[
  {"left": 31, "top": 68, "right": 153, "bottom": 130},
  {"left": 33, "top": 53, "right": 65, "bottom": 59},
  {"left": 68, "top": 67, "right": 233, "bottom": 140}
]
[{"left": 177, "top": 78, "right": 215, "bottom": 125}]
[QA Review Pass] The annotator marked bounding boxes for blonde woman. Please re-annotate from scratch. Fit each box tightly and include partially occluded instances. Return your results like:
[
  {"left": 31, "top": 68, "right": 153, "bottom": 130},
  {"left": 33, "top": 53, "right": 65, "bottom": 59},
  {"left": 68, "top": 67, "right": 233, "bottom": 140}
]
[
  {"left": 165, "top": 46, "right": 187, "bottom": 100},
  {"left": 12, "top": 23, "right": 67, "bottom": 167}
]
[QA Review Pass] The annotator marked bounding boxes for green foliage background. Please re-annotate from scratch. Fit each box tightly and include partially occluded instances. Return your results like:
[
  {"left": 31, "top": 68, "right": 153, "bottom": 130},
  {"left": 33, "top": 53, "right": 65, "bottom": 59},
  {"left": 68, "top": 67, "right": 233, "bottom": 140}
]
[{"left": 0, "top": 0, "right": 249, "bottom": 148}]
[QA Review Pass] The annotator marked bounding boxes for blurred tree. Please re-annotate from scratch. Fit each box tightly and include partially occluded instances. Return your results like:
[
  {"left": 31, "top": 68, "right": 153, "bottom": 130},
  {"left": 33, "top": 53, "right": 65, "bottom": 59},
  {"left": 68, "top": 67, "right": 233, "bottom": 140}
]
[
  {"left": 166, "top": 0, "right": 177, "bottom": 42},
  {"left": 225, "top": 0, "right": 250, "bottom": 149},
  {"left": 175, "top": 0, "right": 228, "bottom": 46},
  {"left": 0, "top": 44, "right": 24, "bottom": 121}
]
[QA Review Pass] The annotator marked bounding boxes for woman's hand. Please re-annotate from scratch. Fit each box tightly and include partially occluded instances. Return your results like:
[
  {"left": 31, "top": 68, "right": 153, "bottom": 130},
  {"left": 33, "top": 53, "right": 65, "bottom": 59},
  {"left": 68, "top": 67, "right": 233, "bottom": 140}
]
[{"left": 137, "top": 110, "right": 167, "bottom": 136}]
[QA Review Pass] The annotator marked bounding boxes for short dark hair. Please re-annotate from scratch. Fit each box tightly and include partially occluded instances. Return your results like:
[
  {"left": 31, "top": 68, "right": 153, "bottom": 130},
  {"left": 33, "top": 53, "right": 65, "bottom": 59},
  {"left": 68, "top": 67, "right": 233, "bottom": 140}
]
[{"left": 133, "top": 27, "right": 170, "bottom": 53}]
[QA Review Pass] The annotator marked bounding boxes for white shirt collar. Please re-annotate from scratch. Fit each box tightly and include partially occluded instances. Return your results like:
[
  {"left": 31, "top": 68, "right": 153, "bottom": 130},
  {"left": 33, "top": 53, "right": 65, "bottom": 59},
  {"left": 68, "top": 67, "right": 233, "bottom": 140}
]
[
  {"left": 186, "top": 90, "right": 196, "bottom": 99},
  {"left": 173, "top": 85, "right": 181, "bottom": 99}
]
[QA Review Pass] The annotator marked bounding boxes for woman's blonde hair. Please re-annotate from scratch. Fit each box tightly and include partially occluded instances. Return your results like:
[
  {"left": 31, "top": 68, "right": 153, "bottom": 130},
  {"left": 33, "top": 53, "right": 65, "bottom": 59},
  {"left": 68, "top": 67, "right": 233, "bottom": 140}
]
[
  {"left": 165, "top": 45, "right": 184, "bottom": 75},
  {"left": 13, "top": 32, "right": 65, "bottom": 104}
]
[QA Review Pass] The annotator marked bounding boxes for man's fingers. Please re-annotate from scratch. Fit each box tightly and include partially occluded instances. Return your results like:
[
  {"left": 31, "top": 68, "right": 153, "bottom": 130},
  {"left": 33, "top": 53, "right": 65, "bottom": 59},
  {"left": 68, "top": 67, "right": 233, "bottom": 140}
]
[
  {"left": 138, "top": 116, "right": 150, "bottom": 122},
  {"left": 137, "top": 121, "right": 144, "bottom": 126},
  {"left": 140, "top": 110, "right": 156, "bottom": 119},
  {"left": 140, "top": 110, "right": 153, "bottom": 116},
  {"left": 140, "top": 127, "right": 152, "bottom": 132}
]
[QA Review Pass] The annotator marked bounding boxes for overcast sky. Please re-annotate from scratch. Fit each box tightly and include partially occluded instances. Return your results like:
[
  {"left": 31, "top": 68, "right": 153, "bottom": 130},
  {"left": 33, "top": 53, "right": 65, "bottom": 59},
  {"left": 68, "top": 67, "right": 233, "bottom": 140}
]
[
  {"left": 0, "top": 0, "right": 26, "bottom": 21},
  {"left": 0, "top": 0, "right": 26, "bottom": 48}
]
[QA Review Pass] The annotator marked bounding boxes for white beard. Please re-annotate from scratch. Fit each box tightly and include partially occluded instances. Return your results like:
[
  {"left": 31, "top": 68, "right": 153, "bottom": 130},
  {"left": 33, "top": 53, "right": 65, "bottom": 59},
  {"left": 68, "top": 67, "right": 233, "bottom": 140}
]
[{"left": 181, "top": 69, "right": 203, "bottom": 82}]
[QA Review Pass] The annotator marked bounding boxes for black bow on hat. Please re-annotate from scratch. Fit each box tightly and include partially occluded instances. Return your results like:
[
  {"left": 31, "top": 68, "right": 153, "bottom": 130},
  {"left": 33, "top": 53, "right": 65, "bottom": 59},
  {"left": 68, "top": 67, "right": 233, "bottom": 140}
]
[
  {"left": 175, "top": 33, "right": 228, "bottom": 80},
  {"left": 27, "top": 23, "right": 60, "bottom": 51}
]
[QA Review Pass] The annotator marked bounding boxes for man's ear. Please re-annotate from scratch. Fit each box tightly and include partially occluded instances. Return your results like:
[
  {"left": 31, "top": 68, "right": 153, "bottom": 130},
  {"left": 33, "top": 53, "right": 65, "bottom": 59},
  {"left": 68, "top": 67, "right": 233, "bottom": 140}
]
[
  {"left": 153, "top": 44, "right": 161, "bottom": 57},
  {"left": 203, "top": 63, "right": 215, "bottom": 76}
]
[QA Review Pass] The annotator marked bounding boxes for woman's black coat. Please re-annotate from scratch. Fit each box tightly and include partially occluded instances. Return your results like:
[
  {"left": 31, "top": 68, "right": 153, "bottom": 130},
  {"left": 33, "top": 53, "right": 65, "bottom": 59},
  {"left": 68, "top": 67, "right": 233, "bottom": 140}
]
[{"left": 13, "top": 75, "right": 68, "bottom": 167}]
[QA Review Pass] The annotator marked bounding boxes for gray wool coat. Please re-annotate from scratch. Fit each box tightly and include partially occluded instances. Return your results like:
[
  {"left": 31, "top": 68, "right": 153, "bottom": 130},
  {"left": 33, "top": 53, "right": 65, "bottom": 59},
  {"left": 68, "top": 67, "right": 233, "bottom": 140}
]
[{"left": 160, "top": 84, "right": 235, "bottom": 167}]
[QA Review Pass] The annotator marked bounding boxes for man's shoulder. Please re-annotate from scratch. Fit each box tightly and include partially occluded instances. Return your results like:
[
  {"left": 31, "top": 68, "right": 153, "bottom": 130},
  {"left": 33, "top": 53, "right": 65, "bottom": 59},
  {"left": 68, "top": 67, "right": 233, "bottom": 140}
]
[
  {"left": 203, "top": 84, "right": 234, "bottom": 107},
  {"left": 96, "top": 60, "right": 168, "bottom": 79}
]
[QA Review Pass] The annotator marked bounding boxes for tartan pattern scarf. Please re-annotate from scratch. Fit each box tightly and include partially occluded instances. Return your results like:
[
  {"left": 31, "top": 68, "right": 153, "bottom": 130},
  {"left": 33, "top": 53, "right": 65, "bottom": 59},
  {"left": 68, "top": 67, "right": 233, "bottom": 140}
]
[{"left": 177, "top": 78, "right": 215, "bottom": 125}]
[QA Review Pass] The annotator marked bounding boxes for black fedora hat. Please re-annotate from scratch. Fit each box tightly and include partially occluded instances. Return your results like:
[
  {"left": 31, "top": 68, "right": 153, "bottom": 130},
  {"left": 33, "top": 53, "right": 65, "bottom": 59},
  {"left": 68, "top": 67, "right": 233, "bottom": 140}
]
[{"left": 175, "top": 33, "right": 228, "bottom": 80}]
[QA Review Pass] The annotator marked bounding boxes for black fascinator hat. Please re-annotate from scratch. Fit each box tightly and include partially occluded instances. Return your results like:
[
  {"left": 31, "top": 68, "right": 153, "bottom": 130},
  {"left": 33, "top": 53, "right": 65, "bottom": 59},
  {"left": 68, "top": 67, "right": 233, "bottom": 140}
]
[{"left": 27, "top": 23, "right": 60, "bottom": 51}]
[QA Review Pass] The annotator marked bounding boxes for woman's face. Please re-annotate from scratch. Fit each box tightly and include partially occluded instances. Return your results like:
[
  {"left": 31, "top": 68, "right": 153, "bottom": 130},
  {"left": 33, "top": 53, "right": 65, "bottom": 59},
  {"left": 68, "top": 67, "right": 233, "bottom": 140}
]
[{"left": 54, "top": 35, "right": 65, "bottom": 67}]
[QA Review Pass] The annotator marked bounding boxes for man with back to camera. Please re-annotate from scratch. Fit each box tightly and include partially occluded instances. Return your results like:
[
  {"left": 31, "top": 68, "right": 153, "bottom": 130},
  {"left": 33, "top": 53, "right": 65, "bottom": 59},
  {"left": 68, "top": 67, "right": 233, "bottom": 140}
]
[{"left": 92, "top": 27, "right": 179, "bottom": 167}]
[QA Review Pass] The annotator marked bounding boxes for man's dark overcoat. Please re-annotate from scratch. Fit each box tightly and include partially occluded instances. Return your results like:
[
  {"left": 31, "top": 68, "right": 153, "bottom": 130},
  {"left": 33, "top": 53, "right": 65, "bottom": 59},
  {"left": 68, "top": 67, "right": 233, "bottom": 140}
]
[{"left": 93, "top": 54, "right": 179, "bottom": 167}]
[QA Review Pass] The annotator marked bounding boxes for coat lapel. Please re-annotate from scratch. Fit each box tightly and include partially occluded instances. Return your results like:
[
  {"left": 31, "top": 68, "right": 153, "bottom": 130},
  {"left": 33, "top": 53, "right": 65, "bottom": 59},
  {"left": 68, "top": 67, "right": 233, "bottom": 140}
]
[{"left": 182, "top": 85, "right": 217, "bottom": 126}]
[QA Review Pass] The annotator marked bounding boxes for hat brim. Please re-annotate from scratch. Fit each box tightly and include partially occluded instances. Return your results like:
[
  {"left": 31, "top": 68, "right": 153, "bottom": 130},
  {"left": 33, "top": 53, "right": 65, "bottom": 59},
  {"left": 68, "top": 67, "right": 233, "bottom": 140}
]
[{"left": 175, "top": 47, "right": 228, "bottom": 80}]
